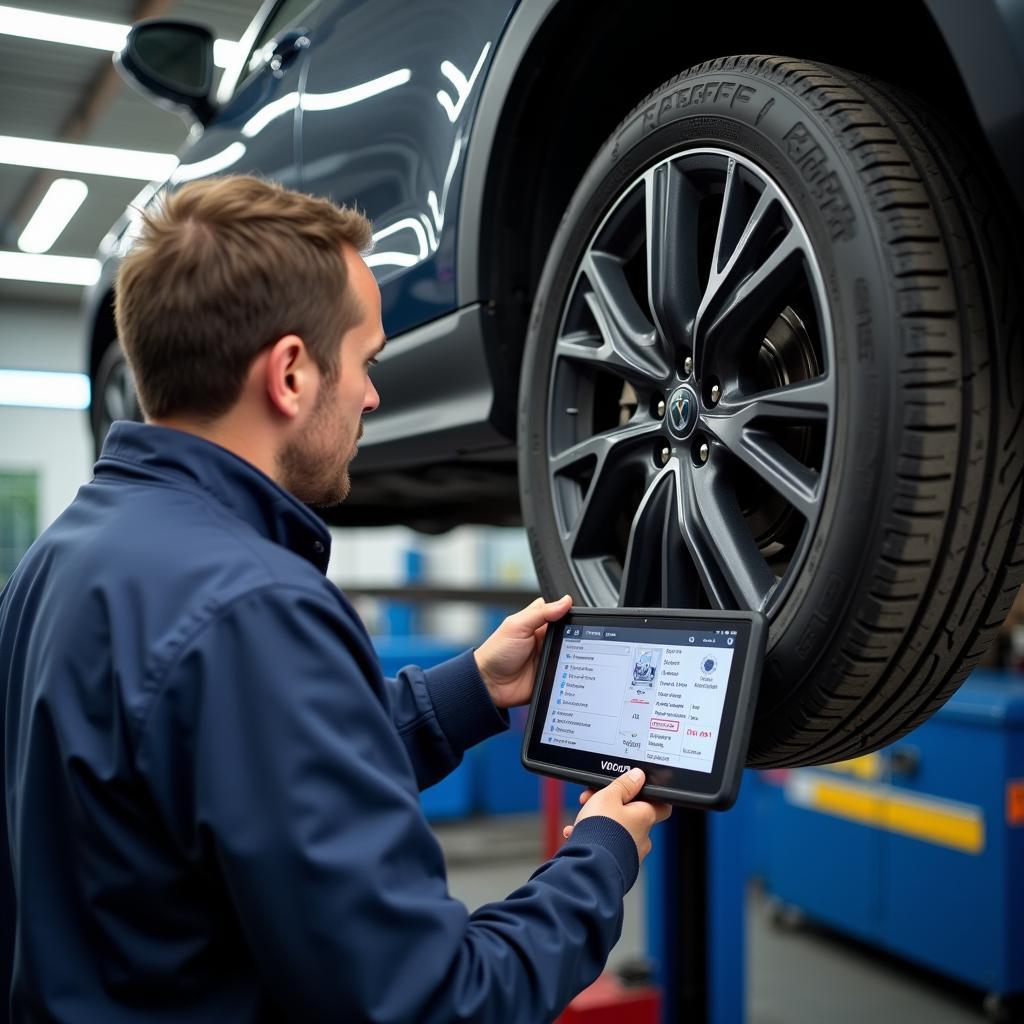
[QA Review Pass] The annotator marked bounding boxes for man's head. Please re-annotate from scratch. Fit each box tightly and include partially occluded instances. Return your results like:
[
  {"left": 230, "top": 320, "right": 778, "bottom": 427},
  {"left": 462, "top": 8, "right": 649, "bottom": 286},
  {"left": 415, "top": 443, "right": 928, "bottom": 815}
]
[{"left": 114, "top": 175, "right": 383, "bottom": 505}]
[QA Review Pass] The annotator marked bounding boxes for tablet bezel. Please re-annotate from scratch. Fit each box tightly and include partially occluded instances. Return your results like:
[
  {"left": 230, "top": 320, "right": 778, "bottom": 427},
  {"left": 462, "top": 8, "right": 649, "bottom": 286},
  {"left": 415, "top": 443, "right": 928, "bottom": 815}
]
[{"left": 521, "top": 607, "right": 766, "bottom": 809}]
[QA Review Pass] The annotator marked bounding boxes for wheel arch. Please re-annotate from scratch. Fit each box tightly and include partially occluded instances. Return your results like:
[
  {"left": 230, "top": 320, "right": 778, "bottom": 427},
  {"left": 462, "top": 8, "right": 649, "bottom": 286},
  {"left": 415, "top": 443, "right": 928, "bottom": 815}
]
[
  {"left": 458, "top": 0, "right": 996, "bottom": 439},
  {"left": 86, "top": 286, "right": 117, "bottom": 386}
]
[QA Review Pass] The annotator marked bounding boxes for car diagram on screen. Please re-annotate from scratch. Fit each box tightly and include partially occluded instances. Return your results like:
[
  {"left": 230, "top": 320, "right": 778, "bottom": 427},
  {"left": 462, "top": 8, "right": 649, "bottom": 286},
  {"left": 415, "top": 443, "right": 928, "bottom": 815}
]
[
  {"left": 632, "top": 648, "right": 661, "bottom": 684},
  {"left": 617, "top": 645, "right": 658, "bottom": 748}
]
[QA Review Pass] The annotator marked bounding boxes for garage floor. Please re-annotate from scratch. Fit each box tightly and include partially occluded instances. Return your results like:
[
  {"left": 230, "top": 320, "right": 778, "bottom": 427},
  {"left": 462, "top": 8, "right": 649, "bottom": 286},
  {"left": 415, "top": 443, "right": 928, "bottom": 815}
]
[{"left": 435, "top": 815, "right": 990, "bottom": 1024}]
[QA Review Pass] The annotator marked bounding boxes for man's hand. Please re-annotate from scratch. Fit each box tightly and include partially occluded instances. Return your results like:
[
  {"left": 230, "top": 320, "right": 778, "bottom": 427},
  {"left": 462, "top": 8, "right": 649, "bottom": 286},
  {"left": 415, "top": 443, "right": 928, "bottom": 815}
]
[
  {"left": 562, "top": 768, "right": 672, "bottom": 862},
  {"left": 474, "top": 594, "right": 572, "bottom": 709}
]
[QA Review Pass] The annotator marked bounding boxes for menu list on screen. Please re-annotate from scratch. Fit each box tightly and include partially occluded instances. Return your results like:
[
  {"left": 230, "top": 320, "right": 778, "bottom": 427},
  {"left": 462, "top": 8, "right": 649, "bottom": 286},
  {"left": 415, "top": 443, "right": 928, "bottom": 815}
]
[{"left": 540, "top": 626, "right": 737, "bottom": 774}]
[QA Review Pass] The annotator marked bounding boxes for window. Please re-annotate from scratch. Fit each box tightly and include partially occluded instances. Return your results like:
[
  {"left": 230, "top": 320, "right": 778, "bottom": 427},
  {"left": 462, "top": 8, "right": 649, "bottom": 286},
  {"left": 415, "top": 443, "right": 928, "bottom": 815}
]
[{"left": 0, "top": 471, "right": 38, "bottom": 585}]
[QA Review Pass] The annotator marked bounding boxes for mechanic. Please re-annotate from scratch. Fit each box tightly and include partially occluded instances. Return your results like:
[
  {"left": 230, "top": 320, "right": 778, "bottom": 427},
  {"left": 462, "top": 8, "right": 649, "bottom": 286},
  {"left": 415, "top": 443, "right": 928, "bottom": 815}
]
[{"left": 0, "top": 175, "right": 671, "bottom": 1023}]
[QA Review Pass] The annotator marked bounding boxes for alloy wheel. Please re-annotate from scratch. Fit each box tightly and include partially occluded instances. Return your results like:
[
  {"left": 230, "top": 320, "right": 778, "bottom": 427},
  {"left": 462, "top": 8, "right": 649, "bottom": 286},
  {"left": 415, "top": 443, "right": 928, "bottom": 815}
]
[{"left": 547, "top": 149, "right": 836, "bottom": 615}]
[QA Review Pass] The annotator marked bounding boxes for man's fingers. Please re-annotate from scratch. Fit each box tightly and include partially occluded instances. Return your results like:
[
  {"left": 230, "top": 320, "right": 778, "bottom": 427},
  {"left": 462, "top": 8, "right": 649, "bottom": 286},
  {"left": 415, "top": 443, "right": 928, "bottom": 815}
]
[
  {"left": 562, "top": 825, "right": 573, "bottom": 839},
  {"left": 652, "top": 801, "right": 673, "bottom": 823},
  {"left": 579, "top": 789, "right": 595, "bottom": 806}
]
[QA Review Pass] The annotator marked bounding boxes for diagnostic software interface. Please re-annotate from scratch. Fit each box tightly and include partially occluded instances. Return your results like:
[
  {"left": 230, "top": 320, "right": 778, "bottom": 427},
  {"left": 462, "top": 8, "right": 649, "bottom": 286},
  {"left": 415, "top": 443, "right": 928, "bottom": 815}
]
[{"left": 540, "top": 625, "right": 738, "bottom": 774}]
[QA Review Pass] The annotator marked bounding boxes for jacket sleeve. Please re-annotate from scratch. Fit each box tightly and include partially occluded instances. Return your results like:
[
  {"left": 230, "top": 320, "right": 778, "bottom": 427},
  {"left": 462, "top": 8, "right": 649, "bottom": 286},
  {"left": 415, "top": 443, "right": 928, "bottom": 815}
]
[
  {"left": 134, "top": 585, "right": 639, "bottom": 1024},
  {"left": 383, "top": 651, "right": 509, "bottom": 791}
]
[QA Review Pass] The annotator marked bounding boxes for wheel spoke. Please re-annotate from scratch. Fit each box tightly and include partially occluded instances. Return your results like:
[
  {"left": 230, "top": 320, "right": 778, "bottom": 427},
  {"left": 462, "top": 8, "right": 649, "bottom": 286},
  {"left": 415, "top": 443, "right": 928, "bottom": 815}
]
[
  {"left": 702, "top": 376, "right": 830, "bottom": 518},
  {"left": 576, "top": 251, "right": 670, "bottom": 384},
  {"left": 555, "top": 418, "right": 662, "bottom": 556},
  {"left": 644, "top": 163, "right": 701, "bottom": 353},
  {"left": 550, "top": 417, "right": 662, "bottom": 476},
  {"left": 677, "top": 457, "right": 777, "bottom": 610},
  {"left": 554, "top": 332, "right": 611, "bottom": 372},
  {"left": 619, "top": 470, "right": 674, "bottom": 605},
  {"left": 706, "top": 228, "right": 802, "bottom": 345},
  {"left": 737, "top": 430, "right": 820, "bottom": 519},
  {"left": 693, "top": 185, "right": 802, "bottom": 373},
  {"left": 715, "top": 376, "right": 833, "bottom": 426},
  {"left": 619, "top": 468, "right": 704, "bottom": 608},
  {"left": 710, "top": 157, "right": 750, "bottom": 278}
]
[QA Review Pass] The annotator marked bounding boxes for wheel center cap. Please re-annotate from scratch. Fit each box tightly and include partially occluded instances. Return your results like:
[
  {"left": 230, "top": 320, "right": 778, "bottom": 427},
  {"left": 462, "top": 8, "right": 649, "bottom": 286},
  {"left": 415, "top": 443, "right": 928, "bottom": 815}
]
[{"left": 666, "top": 384, "right": 699, "bottom": 439}]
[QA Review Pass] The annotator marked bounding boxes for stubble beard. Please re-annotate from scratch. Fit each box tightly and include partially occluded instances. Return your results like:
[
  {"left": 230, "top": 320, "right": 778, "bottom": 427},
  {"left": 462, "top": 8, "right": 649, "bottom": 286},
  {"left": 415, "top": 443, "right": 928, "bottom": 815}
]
[{"left": 278, "top": 390, "right": 360, "bottom": 508}]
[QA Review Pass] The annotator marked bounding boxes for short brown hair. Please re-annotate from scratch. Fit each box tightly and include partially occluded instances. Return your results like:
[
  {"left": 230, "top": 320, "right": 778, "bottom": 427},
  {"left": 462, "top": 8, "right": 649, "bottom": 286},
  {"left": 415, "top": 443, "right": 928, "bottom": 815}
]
[{"left": 114, "top": 175, "right": 373, "bottom": 420}]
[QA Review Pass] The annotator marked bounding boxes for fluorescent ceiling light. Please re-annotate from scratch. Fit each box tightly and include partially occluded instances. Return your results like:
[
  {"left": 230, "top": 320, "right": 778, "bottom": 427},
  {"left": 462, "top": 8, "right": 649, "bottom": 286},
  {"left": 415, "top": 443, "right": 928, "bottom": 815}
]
[
  {"left": 17, "top": 178, "right": 89, "bottom": 253},
  {"left": 0, "top": 6, "right": 238, "bottom": 68},
  {"left": 0, "top": 251, "right": 100, "bottom": 286},
  {"left": 0, "top": 5, "right": 125, "bottom": 50},
  {"left": 0, "top": 135, "right": 177, "bottom": 181},
  {"left": 0, "top": 370, "right": 91, "bottom": 410}
]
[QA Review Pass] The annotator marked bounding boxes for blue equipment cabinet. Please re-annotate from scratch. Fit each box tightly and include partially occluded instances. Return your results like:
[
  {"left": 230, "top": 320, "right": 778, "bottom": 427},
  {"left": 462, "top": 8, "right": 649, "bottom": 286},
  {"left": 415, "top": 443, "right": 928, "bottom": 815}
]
[
  {"left": 755, "top": 670, "right": 1024, "bottom": 1004},
  {"left": 373, "top": 636, "right": 477, "bottom": 820}
]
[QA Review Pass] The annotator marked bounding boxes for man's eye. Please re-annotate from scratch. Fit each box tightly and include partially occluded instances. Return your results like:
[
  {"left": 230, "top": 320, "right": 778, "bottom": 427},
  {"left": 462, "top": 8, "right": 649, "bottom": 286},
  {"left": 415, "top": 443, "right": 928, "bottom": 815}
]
[{"left": 367, "top": 357, "right": 379, "bottom": 368}]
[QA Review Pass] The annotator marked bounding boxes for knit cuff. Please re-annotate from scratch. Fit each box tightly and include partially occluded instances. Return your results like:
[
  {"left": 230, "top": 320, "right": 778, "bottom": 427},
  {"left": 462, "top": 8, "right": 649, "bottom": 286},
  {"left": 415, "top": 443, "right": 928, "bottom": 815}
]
[{"left": 423, "top": 649, "right": 508, "bottom": 756}]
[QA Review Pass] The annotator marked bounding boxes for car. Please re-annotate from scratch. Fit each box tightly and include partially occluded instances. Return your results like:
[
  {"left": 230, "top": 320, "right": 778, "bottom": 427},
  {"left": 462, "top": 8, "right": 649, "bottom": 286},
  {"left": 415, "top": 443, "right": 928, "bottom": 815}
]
[{"left": 86, "top": 0, "right": 1024, "bottom": 768}]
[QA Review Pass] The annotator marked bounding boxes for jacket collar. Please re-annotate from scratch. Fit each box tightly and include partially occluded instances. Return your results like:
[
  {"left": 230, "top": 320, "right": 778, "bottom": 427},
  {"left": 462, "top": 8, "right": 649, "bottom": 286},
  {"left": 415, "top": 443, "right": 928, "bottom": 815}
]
[{"left": 97, "top": 421, "right": 332, "bottom": 573}]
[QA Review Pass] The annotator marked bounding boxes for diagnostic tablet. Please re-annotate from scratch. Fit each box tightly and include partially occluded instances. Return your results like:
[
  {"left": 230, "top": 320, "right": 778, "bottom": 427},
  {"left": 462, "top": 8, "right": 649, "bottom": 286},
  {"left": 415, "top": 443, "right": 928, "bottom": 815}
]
[{"left": 522, "top": 608, "right": 766, "bottom": 809}]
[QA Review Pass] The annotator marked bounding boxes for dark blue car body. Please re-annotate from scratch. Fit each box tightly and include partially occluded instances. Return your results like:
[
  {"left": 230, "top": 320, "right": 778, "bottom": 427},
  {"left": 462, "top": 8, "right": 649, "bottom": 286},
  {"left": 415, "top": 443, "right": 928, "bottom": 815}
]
[{"left": 84, "top": 0, "right": 1024, "bottom": 530}]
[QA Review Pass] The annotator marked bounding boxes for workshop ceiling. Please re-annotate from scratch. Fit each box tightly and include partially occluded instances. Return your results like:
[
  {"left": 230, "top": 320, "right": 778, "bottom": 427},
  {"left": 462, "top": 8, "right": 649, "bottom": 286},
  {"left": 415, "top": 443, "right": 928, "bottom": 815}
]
[{"left": 0, "top": 0, "right": 260, "bottom": 304}]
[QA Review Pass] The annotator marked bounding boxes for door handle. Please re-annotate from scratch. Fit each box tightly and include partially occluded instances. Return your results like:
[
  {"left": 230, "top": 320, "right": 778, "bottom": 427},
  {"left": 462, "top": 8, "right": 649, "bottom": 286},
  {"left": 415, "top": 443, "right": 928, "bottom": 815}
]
[{"left": 266, "top": 29, "right": 311, "bottom": 74}]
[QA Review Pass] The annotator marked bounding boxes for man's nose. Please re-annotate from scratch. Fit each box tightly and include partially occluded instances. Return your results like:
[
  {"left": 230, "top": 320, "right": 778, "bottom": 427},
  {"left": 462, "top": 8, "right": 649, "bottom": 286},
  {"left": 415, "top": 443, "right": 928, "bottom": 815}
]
[{"left": 364, "top": 380, "right": 380, "bottom": 414}]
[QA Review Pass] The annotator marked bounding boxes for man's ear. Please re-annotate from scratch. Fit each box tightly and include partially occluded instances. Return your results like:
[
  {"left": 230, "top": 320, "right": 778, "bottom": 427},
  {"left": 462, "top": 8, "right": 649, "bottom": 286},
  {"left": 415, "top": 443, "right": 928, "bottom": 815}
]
[{"left": 263, "top": 334, "right": 314, "bottom": 419}]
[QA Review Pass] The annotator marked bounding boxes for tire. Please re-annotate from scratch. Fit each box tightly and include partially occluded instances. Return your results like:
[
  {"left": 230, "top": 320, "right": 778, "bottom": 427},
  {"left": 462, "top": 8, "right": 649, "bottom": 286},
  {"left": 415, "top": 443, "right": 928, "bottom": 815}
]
[
  {"left": 91, "top": 339, "right": 142, "bottom": 460},
  {"left": 518, "top": 55, "right": 1024, "bottom": 767}
]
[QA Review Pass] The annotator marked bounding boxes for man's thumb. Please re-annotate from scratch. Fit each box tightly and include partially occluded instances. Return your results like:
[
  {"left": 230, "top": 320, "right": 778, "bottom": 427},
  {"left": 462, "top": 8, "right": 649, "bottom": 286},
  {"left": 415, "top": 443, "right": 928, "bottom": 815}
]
[
  {"left": 511, "top": 594, "right": 572, "bottom": 634},
  {"left": 543, "top": 593, "right": 572, "bottom": 616},
  {"left": 612, "top": 767, "right": 645, "bottom": 802}
]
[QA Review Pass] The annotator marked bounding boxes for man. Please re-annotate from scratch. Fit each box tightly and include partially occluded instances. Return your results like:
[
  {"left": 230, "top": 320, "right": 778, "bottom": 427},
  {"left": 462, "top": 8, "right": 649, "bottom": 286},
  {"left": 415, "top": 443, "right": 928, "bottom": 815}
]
[{"left": 0, "top": 176, "right": 670, "bottom": 1022}]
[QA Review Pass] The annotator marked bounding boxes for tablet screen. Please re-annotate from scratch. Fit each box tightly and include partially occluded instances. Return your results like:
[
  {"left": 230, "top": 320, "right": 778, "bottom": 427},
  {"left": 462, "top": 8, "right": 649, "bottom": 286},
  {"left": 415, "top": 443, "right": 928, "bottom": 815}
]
[
  {"left": 522, "top": 609, "right": 765, "bottom": 808},
  {"left": 539, "top": 624, "right": 738, "bottom": 774}
]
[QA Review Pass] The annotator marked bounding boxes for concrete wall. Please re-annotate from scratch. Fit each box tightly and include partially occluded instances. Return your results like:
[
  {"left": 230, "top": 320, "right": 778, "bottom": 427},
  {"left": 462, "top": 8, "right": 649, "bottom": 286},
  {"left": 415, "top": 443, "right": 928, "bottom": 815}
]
[{"left": 0, "top": 300, "right": 87, "bottom": 373}]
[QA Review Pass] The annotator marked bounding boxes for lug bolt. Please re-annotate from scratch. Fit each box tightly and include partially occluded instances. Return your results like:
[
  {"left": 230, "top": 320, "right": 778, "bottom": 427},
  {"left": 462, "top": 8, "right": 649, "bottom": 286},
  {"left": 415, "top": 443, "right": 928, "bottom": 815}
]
[
  {"left": 710, "top": 384, "right": 721, "bottom": 405},
  {"left": 698, "top": 443, "right": 710, "bottom": 464},
  {"left": 656, "top": 399, "right": 666, "bottom": 419},
  {"left": 683, "top": 356, "right": 693, "bottom": 377},
  {"left": 659, "top": 445, "right": 671, "bottom": 466}
]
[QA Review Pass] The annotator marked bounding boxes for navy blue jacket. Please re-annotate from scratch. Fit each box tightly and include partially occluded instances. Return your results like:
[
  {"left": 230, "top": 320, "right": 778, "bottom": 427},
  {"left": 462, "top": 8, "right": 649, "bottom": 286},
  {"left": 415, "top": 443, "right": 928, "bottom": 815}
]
[{"left": 0, "top": 422, "right": 638, "bottom": 1023}]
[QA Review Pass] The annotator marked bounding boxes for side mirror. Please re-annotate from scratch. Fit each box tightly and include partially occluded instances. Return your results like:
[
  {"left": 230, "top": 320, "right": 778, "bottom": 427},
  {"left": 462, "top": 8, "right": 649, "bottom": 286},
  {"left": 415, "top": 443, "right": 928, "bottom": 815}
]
[{"left": 114, "top": 19, "right": 216, "bottom": 127}]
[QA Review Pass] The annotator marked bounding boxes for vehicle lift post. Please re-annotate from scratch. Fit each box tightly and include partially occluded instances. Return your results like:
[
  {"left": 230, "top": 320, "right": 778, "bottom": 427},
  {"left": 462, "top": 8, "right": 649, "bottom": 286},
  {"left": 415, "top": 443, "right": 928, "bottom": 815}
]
[{"left": 545, "top": 778, "right": 746, "bottom": 1024}]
